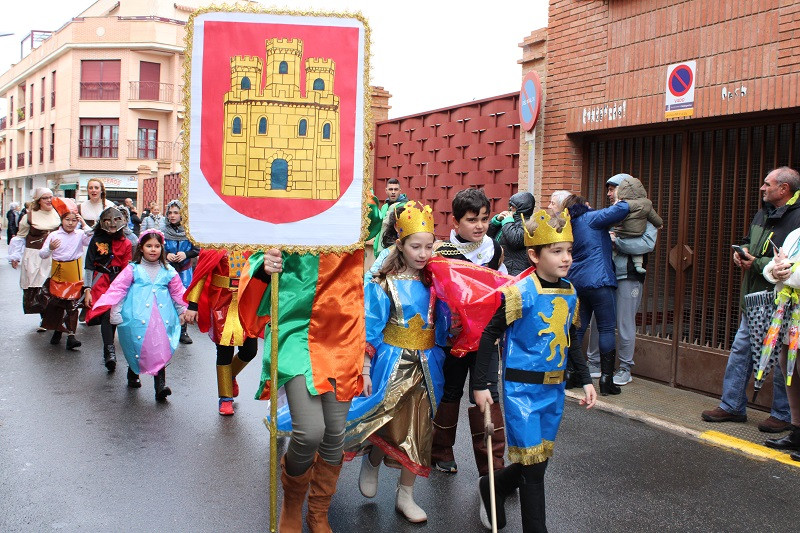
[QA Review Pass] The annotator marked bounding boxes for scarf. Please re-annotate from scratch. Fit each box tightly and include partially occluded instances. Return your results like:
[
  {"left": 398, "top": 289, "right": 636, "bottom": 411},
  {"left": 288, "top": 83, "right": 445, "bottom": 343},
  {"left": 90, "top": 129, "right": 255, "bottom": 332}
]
[{"left": 161, "top": 220, "right": 186, "bottom": 241}]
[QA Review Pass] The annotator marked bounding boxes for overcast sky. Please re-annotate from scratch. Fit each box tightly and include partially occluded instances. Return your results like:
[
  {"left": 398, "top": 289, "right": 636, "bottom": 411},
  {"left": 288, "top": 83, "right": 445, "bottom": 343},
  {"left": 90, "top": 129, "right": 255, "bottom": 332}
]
[{"left": 0, "top": 0, "right": 548, "bottom": 118}]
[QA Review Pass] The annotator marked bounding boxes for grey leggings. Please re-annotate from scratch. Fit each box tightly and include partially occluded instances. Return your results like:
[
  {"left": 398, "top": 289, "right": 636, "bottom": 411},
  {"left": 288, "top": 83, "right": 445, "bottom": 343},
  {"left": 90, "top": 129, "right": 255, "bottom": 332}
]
[{"left": 284, "top": 375, "right": 352, "bottom": 476}]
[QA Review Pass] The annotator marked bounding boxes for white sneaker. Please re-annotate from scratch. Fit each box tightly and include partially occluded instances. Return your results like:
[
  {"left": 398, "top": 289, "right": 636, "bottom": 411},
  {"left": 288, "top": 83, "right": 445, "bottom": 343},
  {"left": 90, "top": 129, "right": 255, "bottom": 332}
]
[
  {"left": 613, "top": 368, "right": 632, "bottom": 385},
  {"left": 395, "top": 484, "right": 427, "bottom": 523},
  {"left": 359, "top": 454, "right": 380, "bottom": 498},
  {"left": 588, "top": 363, "right": 601, "bottom": 379}
]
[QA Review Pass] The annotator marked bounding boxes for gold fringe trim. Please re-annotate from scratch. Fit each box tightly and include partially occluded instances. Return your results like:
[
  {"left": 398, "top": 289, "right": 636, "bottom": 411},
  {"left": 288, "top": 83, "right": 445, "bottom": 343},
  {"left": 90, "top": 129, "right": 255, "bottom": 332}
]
[
  {"left": 508, "top": 440, "right": 555, "bottom": 465},
  {"left": 181, "top": 4, "right": 374, "bottom": 255},
  {"left": 501, "top": 285, "right": 523, "bottom": 325}
]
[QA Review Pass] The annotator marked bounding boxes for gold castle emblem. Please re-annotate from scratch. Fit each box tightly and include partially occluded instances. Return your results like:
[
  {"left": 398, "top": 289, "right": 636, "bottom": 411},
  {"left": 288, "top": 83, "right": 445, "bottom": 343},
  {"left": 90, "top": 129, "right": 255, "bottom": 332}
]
[{"left": 222, "top": 38, "right": 340, "bottom": 200}]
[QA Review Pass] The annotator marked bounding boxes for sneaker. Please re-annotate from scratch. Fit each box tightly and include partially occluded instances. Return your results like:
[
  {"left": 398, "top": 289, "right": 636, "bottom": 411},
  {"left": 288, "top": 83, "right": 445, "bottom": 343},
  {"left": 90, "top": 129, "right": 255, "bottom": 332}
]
[
  {"left": 434, "top": 459, "right": 458, "bottom": 474},
  {"left": 588, "top": 363, "right": 601, "bottom": 379},
  {"left": 758, "top": 416, "right": 792, "bottom": 433},
  {"left": 612, "top": 368, "right": 632, "bottom": 386},
  {"left": 218, "top": 398, "right": 234, "bottom": 416},
  {"left": 701, "top": 406, "right": 747, "bottom": 423}
]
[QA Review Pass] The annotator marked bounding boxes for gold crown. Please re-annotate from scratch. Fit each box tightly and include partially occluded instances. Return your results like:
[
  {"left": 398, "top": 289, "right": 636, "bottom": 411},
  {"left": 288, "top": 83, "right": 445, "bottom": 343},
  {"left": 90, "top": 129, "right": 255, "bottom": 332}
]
[
  {"left": 395, "top": 201, "right": 435, "bottom": 238},
  {"left": 523, "top": 209, "right": 573, "bottom": 246}
]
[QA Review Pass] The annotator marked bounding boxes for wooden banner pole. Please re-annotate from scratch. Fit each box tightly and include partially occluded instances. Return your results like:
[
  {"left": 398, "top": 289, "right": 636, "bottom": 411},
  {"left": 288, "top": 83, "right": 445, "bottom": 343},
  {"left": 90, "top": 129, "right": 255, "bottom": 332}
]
[{"left": 269, "top": 271, "right": 279, "bottom": 532}]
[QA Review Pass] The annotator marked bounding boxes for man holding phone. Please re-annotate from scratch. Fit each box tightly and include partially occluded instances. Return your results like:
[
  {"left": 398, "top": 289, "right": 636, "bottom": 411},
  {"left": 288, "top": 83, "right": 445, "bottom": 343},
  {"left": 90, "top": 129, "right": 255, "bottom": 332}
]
[{"left": 702, "top": 167, "right": 800, "bottom": 432}]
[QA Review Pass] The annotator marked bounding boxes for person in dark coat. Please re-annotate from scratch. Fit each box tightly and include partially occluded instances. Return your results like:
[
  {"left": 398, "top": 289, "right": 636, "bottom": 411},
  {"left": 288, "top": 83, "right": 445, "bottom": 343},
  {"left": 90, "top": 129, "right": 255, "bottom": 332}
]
[
  {"left": 488, "top": 191, "right": 536, "bottom": 275},
  {"left": 563, "top": 194, "right": 629, "bottom": 395},
  {"left": 6, "top": 202, "right": 20, "bottom": 244}
]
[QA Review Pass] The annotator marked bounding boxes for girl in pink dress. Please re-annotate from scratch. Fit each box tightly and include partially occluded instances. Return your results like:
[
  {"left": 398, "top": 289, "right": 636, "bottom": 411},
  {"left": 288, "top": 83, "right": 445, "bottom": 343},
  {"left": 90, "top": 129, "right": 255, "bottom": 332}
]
[{"left": 93, "top": 230, "right": 193, "bottom": 400}]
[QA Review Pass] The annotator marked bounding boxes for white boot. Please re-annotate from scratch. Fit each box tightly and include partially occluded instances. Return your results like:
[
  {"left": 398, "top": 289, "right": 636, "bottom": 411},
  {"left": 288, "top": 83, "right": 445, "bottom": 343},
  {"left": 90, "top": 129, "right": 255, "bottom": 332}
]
[
  {"left": 395, "top": 483, "right": 427, "bottom": 523},
  {"left": 359, "top": 454, "right": 380, "bottom": 498}
]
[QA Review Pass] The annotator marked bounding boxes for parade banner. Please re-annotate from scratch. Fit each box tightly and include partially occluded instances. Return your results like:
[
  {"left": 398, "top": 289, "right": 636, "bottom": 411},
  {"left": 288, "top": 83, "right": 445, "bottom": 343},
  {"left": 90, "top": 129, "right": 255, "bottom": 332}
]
[
  {"left": 183, "top": 8, "right": 370, "bottom": 530},
  {"left": 183, "top": 8, "right": 370, "bottom": 251}
]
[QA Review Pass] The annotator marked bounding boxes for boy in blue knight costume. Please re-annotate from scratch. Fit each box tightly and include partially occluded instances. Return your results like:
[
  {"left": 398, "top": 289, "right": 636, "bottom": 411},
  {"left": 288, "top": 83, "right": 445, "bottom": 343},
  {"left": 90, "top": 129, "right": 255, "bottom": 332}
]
[{"left": 473, "top": 208, "right": 596, "bottom": 532}]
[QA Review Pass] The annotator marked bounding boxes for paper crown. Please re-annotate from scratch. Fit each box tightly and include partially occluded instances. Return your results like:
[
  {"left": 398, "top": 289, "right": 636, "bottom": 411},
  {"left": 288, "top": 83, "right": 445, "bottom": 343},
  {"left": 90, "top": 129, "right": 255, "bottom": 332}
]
[
  {"left": 395, "top": 201, "right": 434, "bottom": 238},
  {"left": 523, "top": 209, "right": 573, "bottom": 246},
  {"left": 52, "top": 197, "right": 78, "bottom": 218}
]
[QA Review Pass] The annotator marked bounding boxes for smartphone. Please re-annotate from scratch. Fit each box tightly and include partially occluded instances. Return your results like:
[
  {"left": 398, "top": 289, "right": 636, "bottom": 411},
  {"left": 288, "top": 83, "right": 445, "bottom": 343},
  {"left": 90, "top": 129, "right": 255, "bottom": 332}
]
[{"left": 731, "top": 245, "right": 749, "bottom": 259}]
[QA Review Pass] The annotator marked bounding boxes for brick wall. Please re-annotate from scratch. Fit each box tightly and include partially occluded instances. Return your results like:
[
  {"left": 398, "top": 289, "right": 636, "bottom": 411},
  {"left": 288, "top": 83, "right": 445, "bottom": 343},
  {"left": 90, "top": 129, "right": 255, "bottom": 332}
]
[
  {"left": 544, "top": 0, "right": 800, "bottom": 195},
  {"left": 373, "top": 94, "right": 520, "bottom": 237}
]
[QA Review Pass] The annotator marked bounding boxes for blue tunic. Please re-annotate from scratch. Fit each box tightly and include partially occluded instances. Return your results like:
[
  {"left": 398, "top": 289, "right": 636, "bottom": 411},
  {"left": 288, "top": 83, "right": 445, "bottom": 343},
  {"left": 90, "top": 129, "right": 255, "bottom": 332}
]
[
  {"left": 500, "top": 274, "right": 577, "bottom": 465},
  {"left": 164, "top": 237, "right": 195, "bottom": 288}
]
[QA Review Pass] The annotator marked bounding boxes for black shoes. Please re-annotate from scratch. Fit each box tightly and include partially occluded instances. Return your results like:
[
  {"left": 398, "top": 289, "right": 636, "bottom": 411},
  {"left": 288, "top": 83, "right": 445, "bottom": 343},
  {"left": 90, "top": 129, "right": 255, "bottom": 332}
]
[
  {"left": 154, "top": 368, "right": 171, "bottom": 402},
  {"left": 765, "top": 426, "right": 800, "bottom": 451},
  {"left": 65, "top": 335, "right": 81, "bottom": 350},
  {"left": 127, "top": 367, "right": 141, "bottom": 388},
  {"left": 179, "top": 324, "right": 193, "bottom": 344},
  {"left": 103, "top": 344, "right": 117, "bottom": 372},
  {"left": 479, "top": 463, "right": 521, "bottom": 530},
  {"left": 50, "top": 331, "right": 62, "bottom": 345},
  {"left": 598, "top": 350, "right": 621, "bottom": 396}
]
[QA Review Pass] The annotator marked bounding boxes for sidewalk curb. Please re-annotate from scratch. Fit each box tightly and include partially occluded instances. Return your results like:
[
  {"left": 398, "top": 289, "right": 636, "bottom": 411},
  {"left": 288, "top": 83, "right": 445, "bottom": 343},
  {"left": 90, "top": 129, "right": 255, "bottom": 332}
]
[{"left": 565, "top": 390, "right": 800, "bottom": 469}]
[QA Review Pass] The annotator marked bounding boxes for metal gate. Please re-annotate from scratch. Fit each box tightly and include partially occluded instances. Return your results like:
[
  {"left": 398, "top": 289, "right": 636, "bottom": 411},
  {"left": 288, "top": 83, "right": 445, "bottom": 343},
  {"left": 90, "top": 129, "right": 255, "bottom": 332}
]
[{"left": 584, "top": 116, "right": 800, "bottom": 401}]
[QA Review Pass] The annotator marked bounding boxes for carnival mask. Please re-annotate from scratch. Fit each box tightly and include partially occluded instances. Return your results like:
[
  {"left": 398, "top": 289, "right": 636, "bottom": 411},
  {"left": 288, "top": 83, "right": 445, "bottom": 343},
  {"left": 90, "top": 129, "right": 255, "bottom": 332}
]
[{"left": 99, "top": 207, "right": 126, "bottom": 233}]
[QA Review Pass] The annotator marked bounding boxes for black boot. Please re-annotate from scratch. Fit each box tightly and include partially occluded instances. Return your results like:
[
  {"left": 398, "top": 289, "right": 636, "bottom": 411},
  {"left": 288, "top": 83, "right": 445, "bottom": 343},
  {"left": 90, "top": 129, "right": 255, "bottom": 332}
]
[
  {"left": 127, "top": 367, "right": 141, "bottom": 388},
  {"left": 765, "top": 425, "right": 800, "bottom": 450},
  {"left": 519, "top": 481, "right": 548, "bottom": 533},
  {"left": 65, "top": 335, "right": 81, "bottom": 350},
  {"left": 179, "top": 323, "right": 193, "bottom": 344},
  {"left": 154, "top": 368, "right": 172, "bottom": 402},
  {"left": 103, "top": 345, "right": 117, "bottom": 372},
  {"left": 50, "top": 331, "right": 62, "bottom": 345},
  {"left": 479, "top": 462, "right": 521, "bottom": 530},
  {"left": 599, "top": 350, "right": 621, "bottom": 396}
]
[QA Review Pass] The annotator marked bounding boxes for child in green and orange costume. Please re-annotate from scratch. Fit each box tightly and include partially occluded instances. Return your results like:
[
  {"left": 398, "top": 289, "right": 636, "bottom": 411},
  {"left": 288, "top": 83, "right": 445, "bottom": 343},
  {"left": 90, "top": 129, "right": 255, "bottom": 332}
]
[{"left": 238, "top": 247, "right": 365, "bottom": 533}]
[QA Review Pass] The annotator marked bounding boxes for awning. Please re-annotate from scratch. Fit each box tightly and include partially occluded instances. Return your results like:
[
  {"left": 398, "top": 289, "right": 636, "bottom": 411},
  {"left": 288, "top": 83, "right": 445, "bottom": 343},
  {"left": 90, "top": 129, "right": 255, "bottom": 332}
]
[{"left": 59, "top": 183, "right": 77, "bottom": 191}]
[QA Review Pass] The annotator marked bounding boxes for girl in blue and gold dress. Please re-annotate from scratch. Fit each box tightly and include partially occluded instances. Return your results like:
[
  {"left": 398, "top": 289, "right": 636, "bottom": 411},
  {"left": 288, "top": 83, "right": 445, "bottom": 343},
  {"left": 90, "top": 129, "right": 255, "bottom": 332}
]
[
  {"left": 345, "top": 201, "right": 450, "bottom": 524},
  {"left": 473, "top": 208, "right": 596, "bottom": 532}
]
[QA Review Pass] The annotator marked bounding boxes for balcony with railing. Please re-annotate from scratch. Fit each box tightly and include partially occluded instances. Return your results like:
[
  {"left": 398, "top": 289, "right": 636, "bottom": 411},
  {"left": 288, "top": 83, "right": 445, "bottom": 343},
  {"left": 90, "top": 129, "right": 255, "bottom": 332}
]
[
  {"left": 79, "top": 82, "right": 121, "bottom": 101},
  {"left": 78, "top": 138, "right": 119, "bottom": 158},
  {"left": 17, "top": 107, "right": 25, "bottom": 123},
  {"left": 0, "top": 158, "right": 6, "bottom": 171},
  {"left": 126, "top": 139, "right": 176, "bottom": 160},
  {"left": 17, "top": 153, "right": 25, "bottom": 166},
  {"left": 1, "top": 117, "right": 6, "bottom": 130},
  {"left": 130, "top": 81, "right": 174, "bottom": 102}
]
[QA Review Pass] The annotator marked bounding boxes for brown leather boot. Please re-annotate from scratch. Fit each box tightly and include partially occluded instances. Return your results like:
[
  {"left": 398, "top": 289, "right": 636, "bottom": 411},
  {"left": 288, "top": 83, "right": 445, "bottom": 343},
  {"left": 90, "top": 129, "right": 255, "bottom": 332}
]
[
  {"left": 468, "top": 403, "right": 506, "bottom": 477},
  {"left": 306, "top": 455, "right": 343, "bottom": 533},
  {"left": 278, "top": 455, "right": 312, "bottom": 532},
  {"left": 431, "top": 401, "right": 460, "bottom": 472}
]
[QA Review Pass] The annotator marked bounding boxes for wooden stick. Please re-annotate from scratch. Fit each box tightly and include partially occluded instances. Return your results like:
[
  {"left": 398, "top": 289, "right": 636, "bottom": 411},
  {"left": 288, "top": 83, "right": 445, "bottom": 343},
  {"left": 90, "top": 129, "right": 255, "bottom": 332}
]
[
  {"left": 484, "top": 400, "right": 497, "bottom": 533},
  {"left": 269, "top": 271, "right": 279, "bottom": 532}
]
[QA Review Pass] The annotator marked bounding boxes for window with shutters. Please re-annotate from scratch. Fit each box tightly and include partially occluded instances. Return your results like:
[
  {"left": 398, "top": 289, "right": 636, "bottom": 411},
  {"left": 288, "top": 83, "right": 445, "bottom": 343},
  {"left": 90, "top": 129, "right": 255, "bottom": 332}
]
[{"left": 80, "top": 60, "right": 121, "bottom": 100}]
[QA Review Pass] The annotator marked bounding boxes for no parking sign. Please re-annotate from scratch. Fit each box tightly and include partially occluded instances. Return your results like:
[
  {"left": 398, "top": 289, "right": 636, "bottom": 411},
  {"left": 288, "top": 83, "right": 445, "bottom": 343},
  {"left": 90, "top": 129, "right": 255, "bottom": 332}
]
[{"left": 665, "top": 60, "right": 696, "bottom": 118}]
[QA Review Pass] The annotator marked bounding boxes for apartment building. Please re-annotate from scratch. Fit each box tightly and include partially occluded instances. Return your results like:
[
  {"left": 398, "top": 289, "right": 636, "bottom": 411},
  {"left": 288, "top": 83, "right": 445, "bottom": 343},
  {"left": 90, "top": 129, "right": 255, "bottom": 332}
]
[{"left": 0, "top": 0, "right": 209, "bottom": 208}]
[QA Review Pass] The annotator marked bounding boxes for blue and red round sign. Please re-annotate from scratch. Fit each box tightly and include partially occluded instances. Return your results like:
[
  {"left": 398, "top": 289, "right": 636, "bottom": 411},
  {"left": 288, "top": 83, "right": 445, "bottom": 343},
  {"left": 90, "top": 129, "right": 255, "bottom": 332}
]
[
  {"left": 668, "top": 64, "right": 693, "bottom": 97},
  {"left": 519, "top": 71, "right": 542, "bottom": 132}
]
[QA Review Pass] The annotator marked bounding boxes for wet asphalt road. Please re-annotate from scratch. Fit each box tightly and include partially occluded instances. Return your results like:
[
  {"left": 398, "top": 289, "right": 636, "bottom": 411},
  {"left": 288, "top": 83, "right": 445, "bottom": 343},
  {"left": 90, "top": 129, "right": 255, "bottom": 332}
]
[{"left": 2, "top": 254, "right": 800, "bottom": 532}]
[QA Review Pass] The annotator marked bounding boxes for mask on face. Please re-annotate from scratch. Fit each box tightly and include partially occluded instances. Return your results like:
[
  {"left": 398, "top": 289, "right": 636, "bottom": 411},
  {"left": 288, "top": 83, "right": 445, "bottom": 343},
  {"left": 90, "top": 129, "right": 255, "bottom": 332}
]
[{"left": 99, "top": 207, "right": 126, "bottom": 233}]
